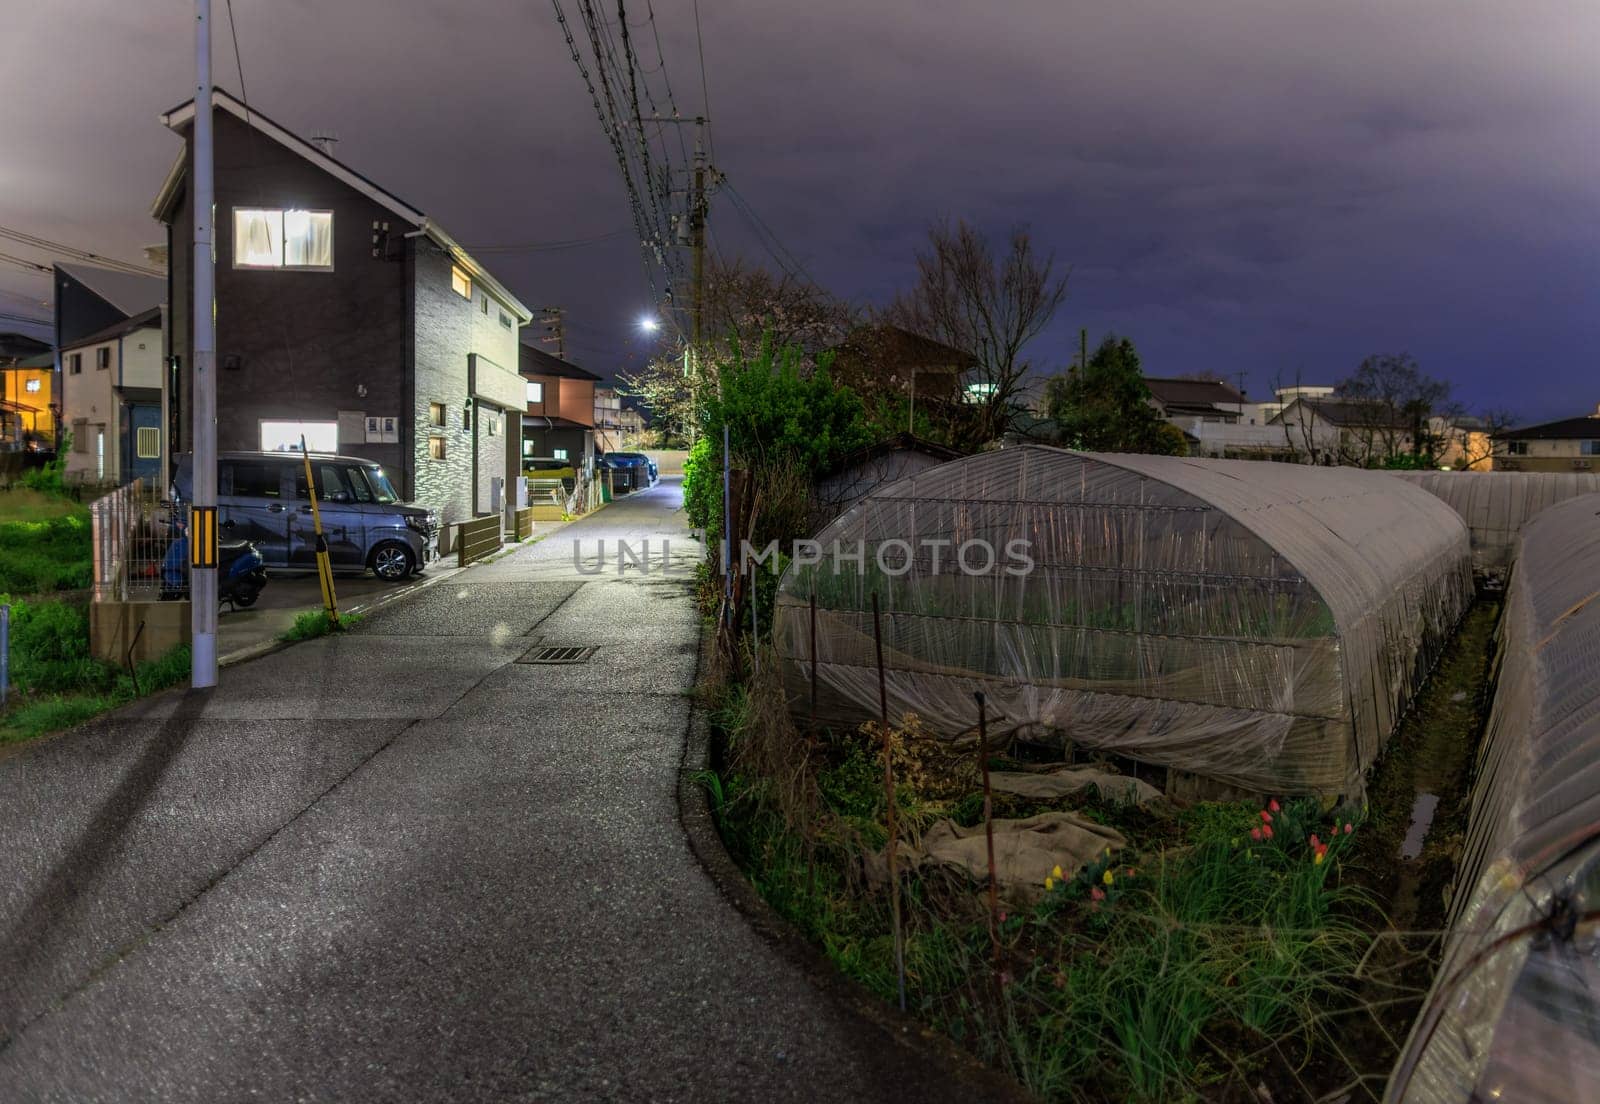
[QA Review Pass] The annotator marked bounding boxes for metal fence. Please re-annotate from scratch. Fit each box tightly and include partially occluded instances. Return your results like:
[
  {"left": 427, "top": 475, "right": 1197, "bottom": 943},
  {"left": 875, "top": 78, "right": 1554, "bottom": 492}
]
[{"left": 89, "top": 479, "right": 189, "bottom": 602}]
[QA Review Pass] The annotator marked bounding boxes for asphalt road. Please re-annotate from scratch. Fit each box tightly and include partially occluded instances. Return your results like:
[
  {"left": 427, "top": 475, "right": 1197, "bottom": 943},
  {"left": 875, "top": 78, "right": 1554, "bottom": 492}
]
[{"left": 0, "top": 480, "right": 1006, "bottom": 1103}]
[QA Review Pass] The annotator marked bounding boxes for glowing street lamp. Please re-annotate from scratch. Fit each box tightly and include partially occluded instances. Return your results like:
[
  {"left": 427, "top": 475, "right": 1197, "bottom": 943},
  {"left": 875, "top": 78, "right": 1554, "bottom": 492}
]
[{"left": 638, "top": 315, "right": 660, "bottom": 334}]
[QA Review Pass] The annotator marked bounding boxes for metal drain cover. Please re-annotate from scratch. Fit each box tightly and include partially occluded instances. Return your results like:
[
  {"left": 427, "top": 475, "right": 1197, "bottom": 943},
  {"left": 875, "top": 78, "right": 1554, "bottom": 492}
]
[{"left": 517, "top": 645, "right": 596, "bottom": 665}]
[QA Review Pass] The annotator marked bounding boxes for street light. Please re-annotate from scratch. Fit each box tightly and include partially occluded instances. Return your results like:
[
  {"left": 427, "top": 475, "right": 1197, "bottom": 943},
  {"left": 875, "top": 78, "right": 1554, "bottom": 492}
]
[{"left": 638, "top": 316, "right": 660, "bottom": 334}]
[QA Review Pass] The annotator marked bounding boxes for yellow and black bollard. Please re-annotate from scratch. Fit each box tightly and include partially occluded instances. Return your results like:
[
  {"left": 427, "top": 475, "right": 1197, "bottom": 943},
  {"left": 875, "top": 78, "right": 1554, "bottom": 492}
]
[{"left": 299, "top": 436, "right": 340, "bottom": 627}]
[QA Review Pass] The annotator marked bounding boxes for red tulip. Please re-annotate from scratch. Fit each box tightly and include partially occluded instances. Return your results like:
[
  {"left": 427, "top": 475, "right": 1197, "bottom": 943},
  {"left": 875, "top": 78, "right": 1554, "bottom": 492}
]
[
  {"left": 1262, "top": 824, "right": 1274, "bottom": 839},
  {"left": 1250, "top": 827, "right": 1263, "bottom": 842},
  {"left": 1269, "top": 799, "right": 1281, "bottom": 813}
]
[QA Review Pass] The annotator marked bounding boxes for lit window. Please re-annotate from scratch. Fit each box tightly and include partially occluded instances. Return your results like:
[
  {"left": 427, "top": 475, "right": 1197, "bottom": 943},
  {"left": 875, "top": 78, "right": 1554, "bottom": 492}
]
[
  {"left": 522, "top": 439, "right": 535, "bottom": 455},
  {"left": 451, "top": 266, "right": 472, "bottom": 299},
  {"left": 136, "top": 426, "right": 161, "bottom": 459},
  {"left": 429, "top": 402, "right": 446, "bottom": 428},
  {"left": 24, "top": 378, "right": 41, "bottom": 393},
  {"left": 259, "top": 419, "right": 338, "bottom": 453},
  {"left": 428, "top": 436, "right": 447, "bottom": 460},
  {"left": 963, "top": 381, "right": 998, "bottom": 404},
  {"left": 553, "top": 448, "right": 568, "bottom": 461},
  {"left": 526, "top": 381, "right": 543, "bottom": 404},
  {"left": 233, "top": 208, "right": 333, "bottom": 269}
]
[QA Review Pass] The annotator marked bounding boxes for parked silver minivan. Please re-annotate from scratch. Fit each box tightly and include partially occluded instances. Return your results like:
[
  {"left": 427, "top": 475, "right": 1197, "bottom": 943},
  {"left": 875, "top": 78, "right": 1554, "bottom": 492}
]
[{"left": 175, "top": 452, "right": 439, "bottom": 581}]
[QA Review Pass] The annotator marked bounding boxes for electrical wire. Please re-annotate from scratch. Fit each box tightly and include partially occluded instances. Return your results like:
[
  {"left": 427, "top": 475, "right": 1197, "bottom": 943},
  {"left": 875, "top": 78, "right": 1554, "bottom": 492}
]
[
  {"left": 0, "top": 228, "right": 158, "bottom": 278},
  {"left": 692, "top": 0, "right": 715, "bottom": 164},
  {"left": 464, "top": 228, "right": 633, "bottom": 254}
]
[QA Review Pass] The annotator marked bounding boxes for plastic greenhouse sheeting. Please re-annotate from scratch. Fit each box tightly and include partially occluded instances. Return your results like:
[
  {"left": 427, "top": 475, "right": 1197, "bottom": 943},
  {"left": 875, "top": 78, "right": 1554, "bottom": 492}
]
[
  {"left": 1389, "top": 470, "right": 1600, "bottom": 581},
  {"left": 1388, "top": 492, "right": 1600, "bottom": 1104},
  {"left": 775, "top": 447, "right": 1473, "bottom": 796}
]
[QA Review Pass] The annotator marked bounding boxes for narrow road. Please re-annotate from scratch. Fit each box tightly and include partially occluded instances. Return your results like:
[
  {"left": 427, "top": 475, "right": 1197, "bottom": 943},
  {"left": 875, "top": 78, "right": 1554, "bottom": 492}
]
[{"left": 0, "top": 481, "right": 995, "bottom": 1102}]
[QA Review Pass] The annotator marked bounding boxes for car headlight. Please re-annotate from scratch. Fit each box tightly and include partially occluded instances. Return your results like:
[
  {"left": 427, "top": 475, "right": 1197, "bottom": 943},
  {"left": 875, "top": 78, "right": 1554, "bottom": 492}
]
[{"left": 405, "top": 514, "right": 432, "bottom": 535}]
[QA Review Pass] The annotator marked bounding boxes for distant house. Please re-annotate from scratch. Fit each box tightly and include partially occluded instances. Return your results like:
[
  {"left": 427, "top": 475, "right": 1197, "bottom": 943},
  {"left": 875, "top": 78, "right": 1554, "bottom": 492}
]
[
  {"left": 1144, "top": 377, "right": 1246, "bottom": 424},
  {"left": 827, "top": 325, "right": 977, "bottom": 404},
  {"left": 0, "top": 333, "right": 54, "bottom": 450},
  {"left": 50, "top": 264, "right": 167, "bottom": 456},
  {"left": 152, "top": 88, "right": 530, "bottom": 541},
  {"left": 520, "top": 343, "right": 598, "bottom": 463},
  {"left": 59, "top": 307, "right": 165, "bottom": 486},
  {"left": 1494, "top": 407, "right": 1600, "bottom": 473},
  {"left": 593, "top": 386, "right": 649, "bottom": 452},
  {"left": 1269, "top": 397, "right": 1414, "bottom": 465}
]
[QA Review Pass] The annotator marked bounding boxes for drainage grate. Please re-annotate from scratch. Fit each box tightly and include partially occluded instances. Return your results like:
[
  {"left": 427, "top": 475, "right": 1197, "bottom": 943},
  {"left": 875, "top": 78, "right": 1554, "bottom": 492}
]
[{"left": 517, "top": 645, "right": 596, "bottom": 665}]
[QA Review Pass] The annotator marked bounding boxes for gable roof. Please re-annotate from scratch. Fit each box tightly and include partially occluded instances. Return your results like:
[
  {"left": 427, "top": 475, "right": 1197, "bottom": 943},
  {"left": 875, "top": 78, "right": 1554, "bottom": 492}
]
[
  {"left": 61, "top": 307, "right": 163, "bottom": 352},
  {"left": 829, "top": 324, "right": 978, "bottom": 371},
  {"left": 1144, "top": 377, "right": 1246, "bottom": 407},
  {"left": 0, "top": 332, "right": 51, "bottom": 361},
  {"left": 1497, "top": 414, "right": 1600, "bottom": 441},
  {"left": 519, "top": 341, "right": 602, "bottom": 381},
  {"left": 1273, "top": 397, "right": 1411, "bottom": 430},
  {"left": 152, "top": 88, "right": 531, "bottom": 324},
  {"left": 821, "top": 433, "right": 963, "bottom": 478},
  {"left": 56, "top": 262, "right": 164, "bottom": 318}
]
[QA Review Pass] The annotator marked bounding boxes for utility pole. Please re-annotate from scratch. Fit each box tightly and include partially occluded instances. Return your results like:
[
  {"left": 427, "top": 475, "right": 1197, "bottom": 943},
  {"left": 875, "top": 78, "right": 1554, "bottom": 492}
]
[
  {"left": 690, "top": 119, "right": 707, "bottom": 361},
  {"left": 1079, "top": 328, "right": 1088, "bottom": 375},
  {"left": 538, "top": 306, "right": 566, "bottom": 360},
  {"left": 191, "top": 0, "right": 218, "bottom": 687}
]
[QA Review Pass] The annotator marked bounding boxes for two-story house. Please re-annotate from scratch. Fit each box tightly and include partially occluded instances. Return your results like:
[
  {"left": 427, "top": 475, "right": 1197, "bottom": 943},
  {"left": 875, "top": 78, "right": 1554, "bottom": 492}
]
[
  {"left": 59, "top": 307, "right": 165, "bottom": 486},
  {"left": 1494, "top": 407, "right": 1600, "bottom": 473},
  {"left": 151, "top": 89, "right": 530, "bottom": 544},
  {"left": 1, "top": 333, "right": 54, "bottom": 451},
  {"left": 520, "top": 342, "right": 598, "bottom": 463}
]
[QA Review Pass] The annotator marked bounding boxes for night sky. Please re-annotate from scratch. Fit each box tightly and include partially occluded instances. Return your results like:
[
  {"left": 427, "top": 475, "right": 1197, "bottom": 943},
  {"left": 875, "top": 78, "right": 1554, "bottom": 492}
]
[{"left": 5, "top": 0, "right": 1597, "bottom": 420}]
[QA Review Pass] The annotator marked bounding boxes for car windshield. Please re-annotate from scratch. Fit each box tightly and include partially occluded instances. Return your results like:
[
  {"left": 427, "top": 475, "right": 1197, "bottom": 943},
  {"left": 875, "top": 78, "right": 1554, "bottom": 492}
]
[{"left": 363, "top": 466, "right": 400, "bottom": 504}]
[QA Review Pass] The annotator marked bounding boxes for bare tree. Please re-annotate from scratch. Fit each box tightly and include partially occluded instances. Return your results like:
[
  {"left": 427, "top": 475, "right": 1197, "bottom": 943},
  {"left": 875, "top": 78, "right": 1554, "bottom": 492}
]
[
  {"left": 1335, "top": 353, "right": 1451, "bottom": 464},
  {"left": 1434, "top": 404, "right": 1516, "bottom": 471},
  {"left": 701, "top": 256, "right": 856, "bottom": 363},
  {"left": 884, "top": 219, "right": 1068, "bottom": 443}
]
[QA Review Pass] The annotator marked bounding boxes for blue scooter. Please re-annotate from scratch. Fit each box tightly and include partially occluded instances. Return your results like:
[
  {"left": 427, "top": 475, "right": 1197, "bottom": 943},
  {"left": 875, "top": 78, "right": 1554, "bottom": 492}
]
[{"left": 161, "top": 527, "right": 269, "bottom": 608}]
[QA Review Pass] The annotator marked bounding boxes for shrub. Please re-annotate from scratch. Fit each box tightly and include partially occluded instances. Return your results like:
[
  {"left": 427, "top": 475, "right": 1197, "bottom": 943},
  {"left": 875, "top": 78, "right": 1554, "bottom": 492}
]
[{"left": 2, "top": 597, "right": 107, "bottom": 693}]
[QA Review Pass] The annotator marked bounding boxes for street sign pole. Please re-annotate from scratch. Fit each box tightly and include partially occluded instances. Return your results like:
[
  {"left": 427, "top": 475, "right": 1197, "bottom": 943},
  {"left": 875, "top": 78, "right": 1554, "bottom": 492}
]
[{"left": 190, "top": 0, "right": 218, "bottom": 687}]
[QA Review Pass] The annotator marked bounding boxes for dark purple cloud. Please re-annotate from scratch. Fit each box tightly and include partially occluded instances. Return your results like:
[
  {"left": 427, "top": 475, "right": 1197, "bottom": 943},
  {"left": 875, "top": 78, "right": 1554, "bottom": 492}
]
[{"left": 4, "top": 0, "right": 1597, "bottom": 419}]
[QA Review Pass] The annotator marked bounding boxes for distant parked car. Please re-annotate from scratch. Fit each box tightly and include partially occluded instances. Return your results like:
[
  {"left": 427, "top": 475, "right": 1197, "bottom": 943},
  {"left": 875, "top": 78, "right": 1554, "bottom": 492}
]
[
  {"left": 174, "top": 451, "right": 439, "bottom": 582},
  {"left": 605, "top": 452, "right": 655, "bottom": 492}
]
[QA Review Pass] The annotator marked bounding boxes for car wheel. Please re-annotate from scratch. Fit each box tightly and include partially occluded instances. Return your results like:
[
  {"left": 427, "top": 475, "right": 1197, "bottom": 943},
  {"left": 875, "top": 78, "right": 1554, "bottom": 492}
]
[{"left": 371, "top": 541, "right": 415, "bottom": 583}]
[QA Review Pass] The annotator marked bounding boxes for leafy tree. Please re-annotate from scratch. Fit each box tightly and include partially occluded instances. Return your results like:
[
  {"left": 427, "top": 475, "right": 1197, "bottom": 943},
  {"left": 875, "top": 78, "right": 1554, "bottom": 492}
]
[
  {"left": 1041, "top": 335, "right": 1181, "bottom": 454},
  {"left": 683, "top": 338, "right": 870, "bottom": 540}
]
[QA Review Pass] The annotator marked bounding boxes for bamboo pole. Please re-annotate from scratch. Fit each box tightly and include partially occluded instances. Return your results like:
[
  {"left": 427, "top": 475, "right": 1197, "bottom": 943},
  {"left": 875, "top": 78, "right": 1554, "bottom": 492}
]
[
  {"left": 873, "top": 592, "right": 907, "bottom": 1012},
  {"left": 976, "top": 691, "right": 1000, "bottom": 984}
]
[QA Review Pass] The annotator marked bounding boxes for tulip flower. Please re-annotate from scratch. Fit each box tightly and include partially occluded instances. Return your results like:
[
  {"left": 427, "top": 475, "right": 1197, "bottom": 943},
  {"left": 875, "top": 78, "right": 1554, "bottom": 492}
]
[
  {"left": 1269, "top": 799, "right": 1281, "bottom": 813},
  {"left": 1310, "top": 834, "right": 1321, "bottom": 849},
  {"left": 1250, "top": 827, "right": 1263, "bottom": 842},
  {"left": 1262, "top": 824, "right": 1274, "bottom": 839},
  {"left": 1259, "top": 810, "right": 1273, "bottom": 823},
  {"left": 1102, "top": 868, "right": 1115, "bottom": 886},
  {"left": 1314, "top": 851, "right": 1325, "bottom": 865},
  {"left": 1090, "top": 886, "right": 1106, "bottom": 902},
  {"left": 1052, "top": 864, "right": 1064, "bottom": 881},
  {"left": 1344, "top": 823, "right": 1354, "bottom": 834},
  {"left": 1044, "top": 875, "right": 1055, "bottom": 891}
]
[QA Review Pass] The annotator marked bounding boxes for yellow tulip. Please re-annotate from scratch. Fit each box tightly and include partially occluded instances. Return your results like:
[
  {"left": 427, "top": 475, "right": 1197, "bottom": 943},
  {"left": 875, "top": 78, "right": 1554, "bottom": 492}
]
[
  {"left": 1051, "top": 864, "right": 1064, "bottom": 881},
  {"left": 1314, "top": 851, "right": 1325, "bottom": 865},
  {"left": 1044, "top": 876, "right": 1055, "bottom": 891},
  {"left": 1102, "top": 869, "right": 1115, "bottom": 886}
]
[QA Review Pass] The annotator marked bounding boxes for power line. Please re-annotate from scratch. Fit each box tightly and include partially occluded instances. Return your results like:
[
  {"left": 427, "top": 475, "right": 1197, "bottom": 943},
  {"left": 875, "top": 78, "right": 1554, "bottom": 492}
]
[
  {"left": 0, "top": 226, "right": 159, "bottom": 278},
  {"left": 692, "top": 0, "right": 715, "bottom": 164},
  {"left": 464, "top": 228, "right": 633, "bottom": 254},
  {"left": 0, "top": 252, "right": 52, "bottom": 276}
]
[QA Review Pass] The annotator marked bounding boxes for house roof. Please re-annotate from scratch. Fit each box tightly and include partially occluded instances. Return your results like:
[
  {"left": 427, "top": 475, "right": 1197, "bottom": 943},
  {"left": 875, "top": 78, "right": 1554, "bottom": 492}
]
[
  {"left": 15, "top": 352, "right": 54, "bottom": 370},
  {"left": 152, "top": 88, "right": 531, "bottom": 324},
  {"left": 1144, "top": 377, "right": 1246, "bottom": 407},
  {"left": 1497, "top": 414, "right": 1600, "bottom": 441},
  {"left": 61, "top": 307, "right": 163, "bottom": 352},
  {"left": 829, "top": 324, "right": 977, "bottom": 371},
  {"left": 519, "top": 342, "right": 602, "bottom": 381},
  {"left": 521, "top": 414, "right": 592, "bottom": 431},
  {"left": 821, "top": 433, "right": 962, "bottom": 478},
  {"left": 56, "top": 263, "right": 165, "bottom": 318},
  {"left": 0, "top": 332, "right": 51, "bottom": 361},
  {"left": 1276, "top": 397, "right": 1411, "bottom": 430}
]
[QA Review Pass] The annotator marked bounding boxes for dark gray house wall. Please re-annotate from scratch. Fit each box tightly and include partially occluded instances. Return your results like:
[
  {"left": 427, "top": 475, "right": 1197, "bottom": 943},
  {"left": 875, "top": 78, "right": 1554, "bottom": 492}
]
[{"left": 165, "top": 109, "right": 414, "bottom": 488}]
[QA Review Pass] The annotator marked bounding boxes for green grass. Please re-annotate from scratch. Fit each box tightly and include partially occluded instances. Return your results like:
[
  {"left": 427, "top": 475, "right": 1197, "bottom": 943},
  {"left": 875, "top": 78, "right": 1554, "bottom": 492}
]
[
  {"left": 0, "top": 506, "right": 92, "bottom": 595},
  {"left": 0, "top": 644, "right": 193, "bottom": 747},
  {"left": 0, "top": 488, "right": 86, "bottom": 525},
  {"left": 280, "top": 608, "right": 363, "bottom": 642}
]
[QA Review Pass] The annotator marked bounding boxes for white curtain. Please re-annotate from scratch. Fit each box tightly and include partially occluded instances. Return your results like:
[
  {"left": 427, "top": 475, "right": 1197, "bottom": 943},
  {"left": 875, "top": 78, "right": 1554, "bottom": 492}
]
[
  {"left": 284, "top": 210, "right": 333, "bottom": 267},
  {"left": 234, "top": 208, "right": 282, "bottom": 266}
]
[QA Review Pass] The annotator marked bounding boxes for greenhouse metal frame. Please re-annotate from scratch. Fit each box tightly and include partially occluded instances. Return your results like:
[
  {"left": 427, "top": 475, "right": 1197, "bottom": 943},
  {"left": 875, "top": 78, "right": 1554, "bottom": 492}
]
[{"left": 776, "top": 447, "right": 1473, "bottom": 796}]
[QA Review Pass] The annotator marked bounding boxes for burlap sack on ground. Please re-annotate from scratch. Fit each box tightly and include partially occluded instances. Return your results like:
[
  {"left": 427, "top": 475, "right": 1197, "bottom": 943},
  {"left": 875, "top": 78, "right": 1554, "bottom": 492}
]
[
  {"left": 988, "top": 767, "right": 1163, "bottom": 806},
  {"left": 867, "top": 812, "right": 1125, "bottom": 903}
]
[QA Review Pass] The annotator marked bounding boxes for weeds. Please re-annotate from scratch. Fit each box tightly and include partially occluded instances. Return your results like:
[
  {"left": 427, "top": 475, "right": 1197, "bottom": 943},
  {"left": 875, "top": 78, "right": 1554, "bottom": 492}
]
[{"left": 280, "top": 609, "right": 363, "bottom": 642}]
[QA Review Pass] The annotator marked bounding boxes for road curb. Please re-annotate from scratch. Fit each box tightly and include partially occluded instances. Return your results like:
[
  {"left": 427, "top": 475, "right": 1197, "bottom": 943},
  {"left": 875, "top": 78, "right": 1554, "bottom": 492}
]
[{"left": 674, "top": 622, "right": 1033, "bottom": 1104}]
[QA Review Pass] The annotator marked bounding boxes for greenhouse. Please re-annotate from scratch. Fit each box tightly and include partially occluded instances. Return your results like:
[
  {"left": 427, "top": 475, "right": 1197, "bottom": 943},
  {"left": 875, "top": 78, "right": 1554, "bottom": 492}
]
[
  {"left": 774, "top": 446, "right": 1473, "bottom": 796},
  {"left": 1389, "top": 469, "right": 1600, "bottom": 581},
  {"left": 1389, "top": 492, "right": 1600, "bottom": 1104}
]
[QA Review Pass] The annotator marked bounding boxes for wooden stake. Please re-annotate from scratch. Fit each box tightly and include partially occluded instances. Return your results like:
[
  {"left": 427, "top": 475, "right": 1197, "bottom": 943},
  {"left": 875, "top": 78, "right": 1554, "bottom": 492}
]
[
  {"left": 872, "top": 592, "right": 907, "bottom": 1012},
  {"left": 976, "top": 691, "right": 1000, "bottom": 984},
  {"left": 808, "top": 590, "right": 818, "bottom": 735}
]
